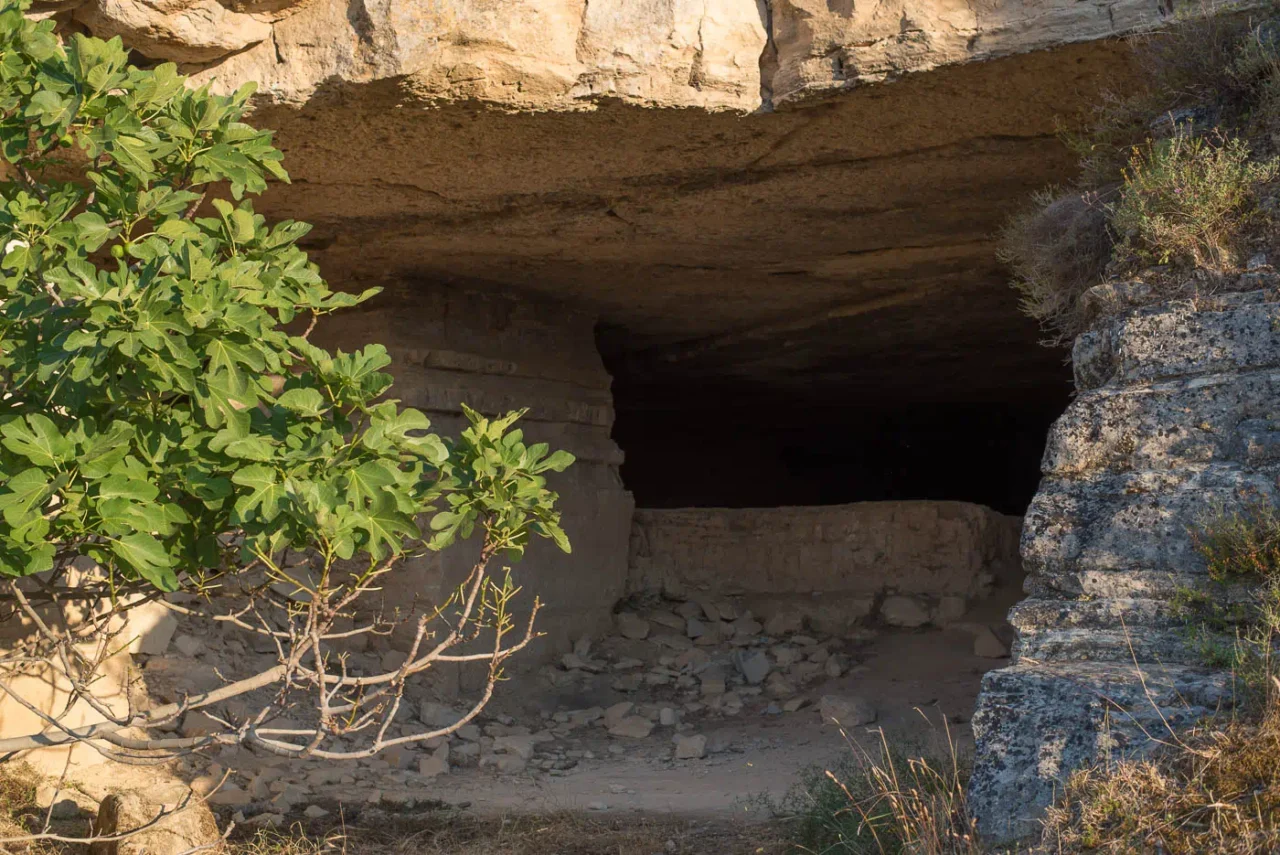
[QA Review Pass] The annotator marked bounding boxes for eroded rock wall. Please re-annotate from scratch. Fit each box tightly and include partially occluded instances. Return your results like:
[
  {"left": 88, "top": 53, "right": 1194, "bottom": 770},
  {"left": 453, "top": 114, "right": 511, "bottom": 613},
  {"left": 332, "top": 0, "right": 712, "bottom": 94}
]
[
  {"left": 968, "top": 283, "right": 1280, "bottom": 842},
  {"left": 629, "top": 501, "right": 1022, "bottom": 633},
  {"left": 312, "top": 285, "right": 634, "bottom": 670},
  {"left": 49, "top": 0, "right": 1177, "bottom": 111}
]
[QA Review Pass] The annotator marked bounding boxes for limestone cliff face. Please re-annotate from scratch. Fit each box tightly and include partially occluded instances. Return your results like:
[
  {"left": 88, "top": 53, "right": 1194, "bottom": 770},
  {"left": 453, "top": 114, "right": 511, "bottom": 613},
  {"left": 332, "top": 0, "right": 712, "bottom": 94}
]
[
  {"left": 968, "top": 282, "right": 1280, "bottom": 841},
  {"left": 50, "top": 0, "right": 1170, "bottom": 111}
]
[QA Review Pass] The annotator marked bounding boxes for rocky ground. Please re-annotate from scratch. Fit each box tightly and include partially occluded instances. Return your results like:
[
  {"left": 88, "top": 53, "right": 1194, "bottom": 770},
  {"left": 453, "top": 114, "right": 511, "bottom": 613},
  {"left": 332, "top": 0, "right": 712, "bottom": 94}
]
[{"left": 102, "top": 590, "right": 1018, "bottom": 832}]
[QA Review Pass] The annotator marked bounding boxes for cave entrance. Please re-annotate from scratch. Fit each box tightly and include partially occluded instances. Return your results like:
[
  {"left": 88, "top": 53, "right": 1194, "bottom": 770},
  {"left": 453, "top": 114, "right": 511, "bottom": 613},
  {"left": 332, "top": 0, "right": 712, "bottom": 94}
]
[{"left": 580, "top": 322, "right": 1072, "bottom": 736}]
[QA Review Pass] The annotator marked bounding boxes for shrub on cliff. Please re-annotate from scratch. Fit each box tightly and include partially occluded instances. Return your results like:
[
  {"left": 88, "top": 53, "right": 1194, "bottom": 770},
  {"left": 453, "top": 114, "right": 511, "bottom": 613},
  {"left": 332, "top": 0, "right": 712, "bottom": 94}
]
[
  {"left": 997, "top": 190, "right": 1114, "bottom": 346},
  {"left": 0, "top": 1, "right": 571, "bottom": 845},
  {"left": 1002, "top": 9, "right": 1280, "bottom": 346},
  {"left": 1109, "top": 134, "right": 1278, "bottom": 271}
]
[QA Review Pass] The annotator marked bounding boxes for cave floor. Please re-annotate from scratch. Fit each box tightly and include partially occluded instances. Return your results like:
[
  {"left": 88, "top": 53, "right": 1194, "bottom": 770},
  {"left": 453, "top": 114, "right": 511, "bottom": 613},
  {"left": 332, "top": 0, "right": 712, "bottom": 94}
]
[{"left": 435, "top": 628, "right": 998, "bottom": 819}]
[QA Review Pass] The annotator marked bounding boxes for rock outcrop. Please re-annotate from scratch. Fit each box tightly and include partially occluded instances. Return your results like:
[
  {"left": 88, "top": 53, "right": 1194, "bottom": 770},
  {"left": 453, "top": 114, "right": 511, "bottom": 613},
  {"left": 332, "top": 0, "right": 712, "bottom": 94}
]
[{"left": 968, "top": 282, "right": 1280, "bottom": 841}]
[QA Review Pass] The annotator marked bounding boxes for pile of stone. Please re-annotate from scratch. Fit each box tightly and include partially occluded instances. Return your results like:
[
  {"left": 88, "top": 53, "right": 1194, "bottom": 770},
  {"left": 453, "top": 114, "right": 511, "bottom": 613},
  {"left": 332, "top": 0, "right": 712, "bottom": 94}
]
[{"left": 545, "top": 597, "right": 861, "bottom": 722}]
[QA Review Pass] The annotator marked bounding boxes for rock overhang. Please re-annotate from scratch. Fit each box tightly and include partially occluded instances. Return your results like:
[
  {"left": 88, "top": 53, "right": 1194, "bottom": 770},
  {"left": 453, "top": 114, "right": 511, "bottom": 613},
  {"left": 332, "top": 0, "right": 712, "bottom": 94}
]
[
  {"left": 235, "top": 39, "right": 1137, "bottom": 413},
  {"left": 44, "top": 0, "right": 1169, "bottom": 413}
]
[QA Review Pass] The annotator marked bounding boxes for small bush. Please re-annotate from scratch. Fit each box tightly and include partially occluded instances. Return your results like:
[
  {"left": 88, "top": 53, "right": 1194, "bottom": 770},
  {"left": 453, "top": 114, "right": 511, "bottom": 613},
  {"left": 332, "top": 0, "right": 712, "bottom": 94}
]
[
  {"left": 1138, "top": 8, "right": 1263, "bottom": 114},
  {"left": 1108, "top": 134, "right": 1278, "bottom": 270},
  {"left": 997, "top": 190, "right": 1114, "bottom": 345},
  {"left": 1175, "top": 502, "right": 1280, "bottom": 703},
  {"left": 782, "top": 727, "right": 978, "bottom": 855},
  {"left": 1195, "top": 501, "right": 1280, "bottom": 582}
]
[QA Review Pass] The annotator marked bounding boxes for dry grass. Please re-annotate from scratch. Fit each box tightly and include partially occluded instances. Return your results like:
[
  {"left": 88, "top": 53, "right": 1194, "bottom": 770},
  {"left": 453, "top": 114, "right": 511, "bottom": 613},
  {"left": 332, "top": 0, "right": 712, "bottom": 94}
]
[
  {"left": 779, "top": 719, "right": 981, "bottom": 855},
  {"left": 997, "top": 189, "right": 1114, "bottom": 345},
  {"left": 226, "top": 812, "right": 786, "bottom": 855},
  {"left": 1042, "top": 690, "right": 1280, "bottom": 854}
]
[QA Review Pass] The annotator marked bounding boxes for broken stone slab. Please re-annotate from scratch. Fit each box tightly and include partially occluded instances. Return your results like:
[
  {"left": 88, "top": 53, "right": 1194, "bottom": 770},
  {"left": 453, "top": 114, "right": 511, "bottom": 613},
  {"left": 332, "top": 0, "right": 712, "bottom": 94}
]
[
  {"left": 419, "top": 743, "right": 451, "bottom": 778},
  {"left": 496, "top": 754, "right": 527, "bottom": 774},
  {"left": 603, "top": 701, "right": 634, "bottom": 729},
  {"left": 452, "top": 742, "right": 481, "bottom": 767},
  {"left": 880, "top": 595, "right": 931, "bottom": 627},
  {"left": 765, "top": 673, "right": 795, "bottom": 698},
  {"left": 92, "top": 787, "right": 221, "bottom": 855},
  {"left": 675, "top": 601, "right": 703, "bottom": 620},
  {"left": 124, "top": 600, "right": 178, "bottom": 655},
  {"left": 771, "top": 645, "right": 802, "bottom": 667},
  {"left": 764, "top": 611, "right": 804, "bottom": 636},
  {"left": 713, "top": 601, "right": 740, "bottom": 621},
  {"left": 568, "top": 707, "right": 605, "bottom": 728},
  {"left": 380, "top": 649, "right": 408, "bottom": 671},
  {"left": 700, "top": 668, "right": 727, "bottom": 696},
  {"left": 788, "top": 661, "right": 823, "bottom": 683},
  {"left": 179, "top": 710, "right": 222, "bottom": 738},
  {"left": 972, "top": 626, "right": 1011, "bottom": 658},
  {"left": 616, "top": 612, "right": 651, "bottom": 639},
  {"left": 674, "top": 648, "right": 712, "bottom": 672},
  {"left": 172, "top": 633, "right": 203, "bottom": 658},
  {"left": 673, "top": 733, "right": 707, "bottom": 759},
  {"left": 819, "top": 694, "right": 877, "bottom": 728},
  {"left": 206, "top": 785, "right": 250, "bottom": 807},
  {"left": 612, "top": 673, "right": 643, "bottom": 692},
  {"left": 608, "top": 716, "right": 655, "bottom": 739},
  {"left": 685, "top": 617, "right": 709, "bottom": 639},
  {"left": 419, "top": 700, "right": 460, "bottom": 729},
  {"left": 492, "top": 734, "right": 540, "bottom": 760},
  {"left": 651, "top": 632, "right": 694, "bottom": 651},
  {"left": 647, "top": 611, "right": 685, "bottom": 630},
  {"left": 735, "top": 649, "right": 771, "bottom": 685}
]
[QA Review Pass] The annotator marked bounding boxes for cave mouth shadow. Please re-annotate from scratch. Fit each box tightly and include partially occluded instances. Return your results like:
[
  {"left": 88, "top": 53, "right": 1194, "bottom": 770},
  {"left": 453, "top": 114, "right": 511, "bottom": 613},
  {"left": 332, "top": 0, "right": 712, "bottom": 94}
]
[{"left": 607, "top": 379, "right": 1070, "bottom": 516}]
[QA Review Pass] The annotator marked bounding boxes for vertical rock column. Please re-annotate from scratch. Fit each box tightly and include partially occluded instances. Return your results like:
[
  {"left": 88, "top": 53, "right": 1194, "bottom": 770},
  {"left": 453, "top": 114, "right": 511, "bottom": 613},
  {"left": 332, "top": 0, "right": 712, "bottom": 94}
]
[
  {"left": 968, "top": 285, "right": 1280, "bottom": 841},
  {"left": 313, "top": 284, "right": 635, "bottom": 670}
]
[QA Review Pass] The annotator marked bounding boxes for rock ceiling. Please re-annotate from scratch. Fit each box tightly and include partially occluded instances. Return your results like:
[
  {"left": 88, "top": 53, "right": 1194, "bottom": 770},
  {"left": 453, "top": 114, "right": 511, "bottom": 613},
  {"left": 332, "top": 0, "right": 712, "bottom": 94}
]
[{"left": 46, "top": 0, "right": 1166, "bottom": 404}]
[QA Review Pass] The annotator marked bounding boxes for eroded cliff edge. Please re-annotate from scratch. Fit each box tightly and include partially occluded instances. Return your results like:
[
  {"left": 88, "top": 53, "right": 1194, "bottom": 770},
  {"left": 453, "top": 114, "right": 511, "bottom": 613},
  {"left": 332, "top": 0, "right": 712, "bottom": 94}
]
[{"left": 969, "top": 282, "right": 1280, "bottom": 841}]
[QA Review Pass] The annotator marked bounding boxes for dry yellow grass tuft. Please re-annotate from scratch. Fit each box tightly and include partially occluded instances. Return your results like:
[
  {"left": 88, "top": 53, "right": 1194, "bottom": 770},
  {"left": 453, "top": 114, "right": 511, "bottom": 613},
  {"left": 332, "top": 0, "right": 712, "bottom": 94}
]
[
  {"left": 227, "top": 812, "right": 785, "bottom": 855},
  {"left": 1043, "top": 686, "right": 1280, "bottom": 854}
]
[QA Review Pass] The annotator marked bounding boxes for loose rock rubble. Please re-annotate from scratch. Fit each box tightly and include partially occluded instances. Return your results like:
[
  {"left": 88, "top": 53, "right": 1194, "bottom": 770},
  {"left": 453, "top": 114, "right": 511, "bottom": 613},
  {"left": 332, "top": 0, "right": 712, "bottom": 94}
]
[{"left": 133, "top": 588, "right": 1013, "bottom": 827}]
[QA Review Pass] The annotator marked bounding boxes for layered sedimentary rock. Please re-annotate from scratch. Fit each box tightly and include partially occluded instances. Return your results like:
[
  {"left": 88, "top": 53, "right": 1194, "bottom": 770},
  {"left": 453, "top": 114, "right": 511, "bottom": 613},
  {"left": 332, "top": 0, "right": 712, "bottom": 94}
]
[
  {"left": 629, "top": 502, "right": 1022, "bottom": 632},
  {"left": 55, "top": 0, "right": 1165, "bottom": 111},
  {"left": 37, "top": 0, "right": 1184, "bottom": 412},
  {"left": 312, "top": 284, "right": 634, "bottom": 668},
  {"left": 968, "top": 283, "right": 1280, "bottom": 841}
]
